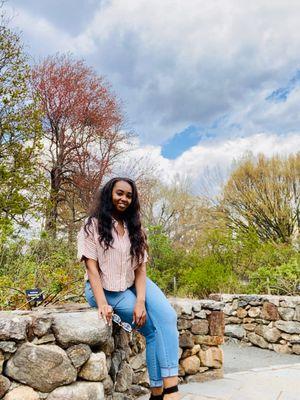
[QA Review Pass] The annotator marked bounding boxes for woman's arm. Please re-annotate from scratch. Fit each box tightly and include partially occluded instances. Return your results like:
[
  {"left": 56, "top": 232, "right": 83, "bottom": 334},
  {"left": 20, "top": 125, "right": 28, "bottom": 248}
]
[
  {"left": 134, "top": 262, "right": 146, "bottom": 302},
  {"left": 133, "top": 263, "right": 147, "bottom": 327},
  {"left": 85, "top": 258, "right": 113, "bottom": 325}
]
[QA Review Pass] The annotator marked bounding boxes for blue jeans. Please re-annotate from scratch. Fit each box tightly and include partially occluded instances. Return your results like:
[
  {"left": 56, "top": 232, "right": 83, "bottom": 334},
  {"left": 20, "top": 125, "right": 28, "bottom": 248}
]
[{"left": 85, "top": 276, "right": 179, "bottom": 387}]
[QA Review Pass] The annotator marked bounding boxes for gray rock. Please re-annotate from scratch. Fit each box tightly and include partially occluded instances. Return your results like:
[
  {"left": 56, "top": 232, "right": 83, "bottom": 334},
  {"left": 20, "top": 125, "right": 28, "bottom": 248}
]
[
  {"left": 114, "top": 362, "right": 133, "bottom": 392},
  {"left": 110, "top": 350, "right": 123, "bottom": 382},
  {"left": 31, "top": 334, "right": 56, "bottom": 345},
  {"left": 0, "top": 316, "right": 31, "bottom": 341},
  {"left": 31, "top": 315, "right": 53, "bottom": 337},
  {"left": 195, "top": 310, "right": 209, "bottom": 319},
  {"left": 102, "top": 374, "right": 114, "bottom": 394},
  {"left": 248, "top": 307, "right": 261, "bottom": 318},
  {"left": 132, "top": 368, "right": 149, "bottom": 386},
  {"left": 200, "top": 300, "right": 223, "bottom": 311},
  {"left": 226, "top": 317, "right": 242, "bottom": 324},
  {"left": 47, "top": 381, "right": 104, "bottom": 400},
  {"left": 129, "top": 384, "right": 149, "bottom": 396},
  {"left": 101, "top": 336, "right": 115, "bottom": 355},
  {"left": 177, "top": 318, "right": 192, "bottom": 330},
  {"left": 223, "top": 303, "right": 235, "bottom": 316},
  {"left": 36, "top": 392, "right": 49, "bottom": 400},
  {"left": 5, "top": 343, "right": 77, "bottom": 392},
  {"left": 129, "top": 350, "right": 146, "bottom": 370},
  {"left": 262, "top": 327, "right": 281, "bottom": 343},
  {"left": 0, "top": 375, "right": 11, "bottom": 398},
  {"left": 78, "top": 352, "right": 108, "bottom": 381},
  {"left": 231, "top": 299, "right": 239, "bottom": 310},
  {"left": 225, "top": 324, "right": 245, "bottom": 339},
  {"left": 52, "top": 311, "right": 111, "bottom": 347},
  {"left": 280, "top": 299, "right": 299, "bottom": 308},
  {"left": 248, "top": 333, "right": 269, "bottom": 349},
  {"left": 275, "top": 320, "right": 300, "bottom": 334},
  {"left": 180, "top": 354, "right": 200, "bottom": 374},
  {"left": 281, "top": 333, "right": 300, "bottom": 342},
  {"left": 192, "top": 302, "right": 202, "bottom": 312},
  {"left": 66, "top": 344, "right": 91, "bottom": 368},
  {"left": 292, "top": 344, "right": 300, "bottom": 354},
  {"left": 112, "top": 393, "right": 132, "bottom": 400},
  {"left": 294, "top": 305, "right": 300, "bottom": 321},
  {"left": 3, "top": 385, "right": 39, "bottom": 400},
  {"left": 241, "top": 295, "right": 262, "bottom": 303},
  {"left": 272, "top": 343, "right": 292, "bottom": 354},
  {"left": 0, "top": 342, "right": 17, "bottom": 353},
  {"left": 198, "top": 347, "right": 223, "bottom": 368},
  {"left": 179, "top": 331, "right": 194, "bottom": 348},
  {"left": 278, "top": 307, "right": 295, "bottom": 321},
  {"left": 191, "top": 319, "right": 209, "bottom": 335},
  {"left": 171, "top": 300, "right": 193, "bottom": 315}
]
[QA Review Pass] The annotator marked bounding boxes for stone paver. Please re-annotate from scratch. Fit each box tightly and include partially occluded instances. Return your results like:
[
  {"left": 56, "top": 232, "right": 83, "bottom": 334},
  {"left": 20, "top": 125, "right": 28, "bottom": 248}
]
[
  {"left": 139, "top": 363, "right": 300, "bottom": 399},
  {"left": 181, "top": 363, "right": 300, "bottom": 400}
]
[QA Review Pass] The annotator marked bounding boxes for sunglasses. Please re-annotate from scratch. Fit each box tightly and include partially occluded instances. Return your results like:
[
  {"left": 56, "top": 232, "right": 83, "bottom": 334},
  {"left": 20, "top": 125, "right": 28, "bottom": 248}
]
[{"left": 112, "top": 313, "right": 133, "bottom": 332}]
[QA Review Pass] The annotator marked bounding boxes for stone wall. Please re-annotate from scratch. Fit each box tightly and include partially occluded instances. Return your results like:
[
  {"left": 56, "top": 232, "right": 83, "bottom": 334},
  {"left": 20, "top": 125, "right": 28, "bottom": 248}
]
[
  {"left": 209, "top": 294, "right": 300, "bottom": 355},
  {"left": 170, "top": 297, "right": 225, "bottom": 384},
  {"left": 0, "top": 299, "right": 224, "bottom": 399}
]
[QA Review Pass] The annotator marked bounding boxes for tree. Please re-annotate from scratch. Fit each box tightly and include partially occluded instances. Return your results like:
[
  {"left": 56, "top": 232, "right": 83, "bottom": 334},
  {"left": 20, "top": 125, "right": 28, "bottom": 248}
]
[
  {"left": 221, "top": 153, "right": 300, "bottom": 244},
  {"left": 0, "top": 14, "right": 43, "bottom": 238},
  {"left": 141, "top": 175, "right": 218, "bottom": 247},
  {"left": 32, "top": 54, "right": 128, "bottom": 238}
]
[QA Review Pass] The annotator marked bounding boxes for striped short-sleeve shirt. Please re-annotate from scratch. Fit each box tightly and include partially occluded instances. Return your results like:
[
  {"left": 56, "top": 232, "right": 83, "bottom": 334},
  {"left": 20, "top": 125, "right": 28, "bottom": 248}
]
[{"left": 77, "top": 217, "right": 148, "bottom": 291}]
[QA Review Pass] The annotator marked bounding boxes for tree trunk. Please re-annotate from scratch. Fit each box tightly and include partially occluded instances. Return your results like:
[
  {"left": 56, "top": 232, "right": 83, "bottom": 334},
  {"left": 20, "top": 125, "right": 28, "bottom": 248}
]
[{"left": 45, "top": 167, "right": 61, "bottom": 238}]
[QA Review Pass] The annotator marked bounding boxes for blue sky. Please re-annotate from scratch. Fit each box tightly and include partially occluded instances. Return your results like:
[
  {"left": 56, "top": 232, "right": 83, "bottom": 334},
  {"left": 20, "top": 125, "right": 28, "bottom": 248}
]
[{"left": 4, "top": 0, "right": 300, "bottom": 193}]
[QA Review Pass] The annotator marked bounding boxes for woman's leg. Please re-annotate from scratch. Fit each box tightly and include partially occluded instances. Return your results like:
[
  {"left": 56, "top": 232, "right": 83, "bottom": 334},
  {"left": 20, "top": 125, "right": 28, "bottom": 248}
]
[
  {"left": 84, "top": 281, "right": 163, "bottom": 393},
  {"left": 129, "top": 277, "right": 180, "bottom": 395}
]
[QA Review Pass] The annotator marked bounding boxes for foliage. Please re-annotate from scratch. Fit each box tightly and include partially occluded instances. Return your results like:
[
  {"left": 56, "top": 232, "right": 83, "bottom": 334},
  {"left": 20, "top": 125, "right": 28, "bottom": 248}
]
[
  {"left": 146, "top": 223, "right": 299, "bottom": 298},
  {"left": 32, "top": 54, "right": 128, "bottom": 238},
  {"left": 146, "top": 225, "right": 184, "bottom": 293},
  {"left": 247, "top": 257, "right": 300, "bottom": 295},
  {"left": 0, "top": 18, "right": 44, "bottom": 234},
  {"left": 177, "top": 254, "right": 240, "bottom": 298},
  {"left": 200, "top": 225, "right": 297, "bottom": 277},
  {"left": 0, "top": 233, "right": 84, "bottom": 310},
  {"left": 146, "top": 225, "right": 240, "bottom": 297},
  {"left": 221, "top": 152, "right": 300, "bottom": 244}
]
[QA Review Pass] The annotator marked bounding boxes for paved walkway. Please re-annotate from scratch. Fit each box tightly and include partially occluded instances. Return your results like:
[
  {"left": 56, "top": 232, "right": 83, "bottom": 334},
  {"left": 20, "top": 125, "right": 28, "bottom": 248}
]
[
  {"left": 139, "top": 363, "right": 300, "bottom": 399},
  {"left": 175, "top": 363, "right": 300, "bottom": 399},
  {"left": 139, "top": 341, "right": 300, "bottom": 400}
]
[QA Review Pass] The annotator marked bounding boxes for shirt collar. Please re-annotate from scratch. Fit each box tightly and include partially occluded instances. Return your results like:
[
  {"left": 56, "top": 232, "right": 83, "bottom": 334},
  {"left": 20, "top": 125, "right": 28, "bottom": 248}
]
[{"left": 112, "top": 217, "right": 127, "bottom": 229}]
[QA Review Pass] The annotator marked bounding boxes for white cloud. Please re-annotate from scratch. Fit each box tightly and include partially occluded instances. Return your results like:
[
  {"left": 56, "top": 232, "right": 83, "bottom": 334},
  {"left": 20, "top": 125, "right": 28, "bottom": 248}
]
[
  {"left": 83, "top": 0, "right": 300, "bottom": 142},
  {"left": 5, "top": 1, "right": 300, "bottom": 149},
  {"left": 127, "top": 132, "right": 300, "bottom": 195},
  {"left": 4, "top": 4, "right": 96, "bottom": 57}
]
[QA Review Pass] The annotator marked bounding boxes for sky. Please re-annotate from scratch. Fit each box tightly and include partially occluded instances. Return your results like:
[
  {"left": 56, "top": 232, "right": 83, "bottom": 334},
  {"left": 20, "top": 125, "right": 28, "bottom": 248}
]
[{"left": 4, "top": 0, "right": 300, "bottom": 195}]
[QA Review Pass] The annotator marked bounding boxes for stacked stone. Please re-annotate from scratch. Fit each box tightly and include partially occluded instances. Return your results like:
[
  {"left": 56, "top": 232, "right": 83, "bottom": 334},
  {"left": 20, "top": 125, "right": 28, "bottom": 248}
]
[
  {"left": 209, "top": 294, "right": 300, "bottom": 355},
  {"left": 0, "top": 306, "right": 149, "bottom": 400},
  {"left": 0, "top": 299, "right": 226, "bottom": 399},
  {"left": 169, "top": 298, "right": 225, "bottom": 384}
]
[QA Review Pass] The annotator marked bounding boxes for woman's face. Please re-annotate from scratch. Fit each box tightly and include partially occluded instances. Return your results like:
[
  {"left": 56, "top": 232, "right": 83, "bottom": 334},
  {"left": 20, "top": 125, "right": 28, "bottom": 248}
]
[{"left": 111, "top": 180, "right": 133, "bottom": 213}]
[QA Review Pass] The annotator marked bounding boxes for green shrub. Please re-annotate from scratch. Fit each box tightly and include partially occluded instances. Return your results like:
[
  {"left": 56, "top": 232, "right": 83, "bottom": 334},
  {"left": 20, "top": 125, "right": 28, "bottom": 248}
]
[
  {"left": 0, "top": 232, "right": 84, "bottom": 310},
  {"left": 247, "top": 257, "right": 300, "bottom": 295},
  {"left": 178, "top": 253, "right": 240, "bottom": 298}
]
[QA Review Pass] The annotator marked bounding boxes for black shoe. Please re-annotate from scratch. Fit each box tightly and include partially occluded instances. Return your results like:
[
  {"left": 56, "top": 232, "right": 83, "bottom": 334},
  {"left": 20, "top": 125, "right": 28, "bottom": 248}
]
[{"left": 163, "top": 385, "right": 179, "bottom": 396}]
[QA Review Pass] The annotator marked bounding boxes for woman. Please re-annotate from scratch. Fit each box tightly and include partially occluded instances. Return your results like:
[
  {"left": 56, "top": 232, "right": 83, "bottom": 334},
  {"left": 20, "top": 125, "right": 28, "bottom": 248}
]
[{"left": 77, "top": 177, "right": 180, "bottom": 400}]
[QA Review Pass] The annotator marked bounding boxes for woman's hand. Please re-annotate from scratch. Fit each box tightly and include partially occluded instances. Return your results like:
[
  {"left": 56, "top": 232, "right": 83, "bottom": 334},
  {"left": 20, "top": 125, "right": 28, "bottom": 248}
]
[
  {"left": 98, "top": 303, "right": 113, "bottom": 326},
  {"left": 133, "top": 300, "right": 146, "bottom": 328}
]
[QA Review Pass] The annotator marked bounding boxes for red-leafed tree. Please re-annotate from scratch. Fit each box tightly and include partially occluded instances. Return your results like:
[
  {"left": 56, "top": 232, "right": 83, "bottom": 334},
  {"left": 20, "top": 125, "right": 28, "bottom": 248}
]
[{"left": 32, "top": 54, "right": 129, "bottom": 238}]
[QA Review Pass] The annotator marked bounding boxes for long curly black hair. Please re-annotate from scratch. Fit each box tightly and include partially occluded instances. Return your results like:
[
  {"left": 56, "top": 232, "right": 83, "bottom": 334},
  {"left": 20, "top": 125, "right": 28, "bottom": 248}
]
[{"left": 84, "top": 177, "right": 148, "bottom": 263}]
